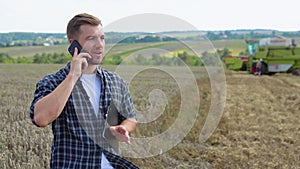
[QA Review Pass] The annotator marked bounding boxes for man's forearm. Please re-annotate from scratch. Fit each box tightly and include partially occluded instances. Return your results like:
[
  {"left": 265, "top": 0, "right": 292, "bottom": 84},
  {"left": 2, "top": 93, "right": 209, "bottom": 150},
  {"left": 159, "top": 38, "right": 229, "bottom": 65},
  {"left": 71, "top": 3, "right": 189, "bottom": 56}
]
[{"left": 34, "top": 74, "right": 77, "bottom": 127}]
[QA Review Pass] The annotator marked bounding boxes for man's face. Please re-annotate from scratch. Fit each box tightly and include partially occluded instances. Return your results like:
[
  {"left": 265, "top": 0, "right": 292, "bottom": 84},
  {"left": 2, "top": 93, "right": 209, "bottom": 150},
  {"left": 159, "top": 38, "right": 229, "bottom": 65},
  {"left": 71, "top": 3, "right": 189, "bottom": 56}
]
[{"left": 77, "top": 24, "right": 105, "bottom": 65}]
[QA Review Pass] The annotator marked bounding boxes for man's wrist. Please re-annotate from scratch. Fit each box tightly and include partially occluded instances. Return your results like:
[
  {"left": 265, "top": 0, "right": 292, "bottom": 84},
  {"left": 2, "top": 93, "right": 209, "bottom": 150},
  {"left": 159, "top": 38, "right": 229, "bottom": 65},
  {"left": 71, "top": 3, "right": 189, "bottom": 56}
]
[{"left": 66, "top": 72, "right": 80, "bottom": 86}]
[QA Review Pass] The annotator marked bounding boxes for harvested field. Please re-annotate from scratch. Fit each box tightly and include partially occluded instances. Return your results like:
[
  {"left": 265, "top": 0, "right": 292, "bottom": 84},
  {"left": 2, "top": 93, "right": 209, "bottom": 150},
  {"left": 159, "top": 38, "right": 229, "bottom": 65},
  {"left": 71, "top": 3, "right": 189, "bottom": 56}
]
[{"left": 0, "top": 64, "right": 299, "bottom": 168}]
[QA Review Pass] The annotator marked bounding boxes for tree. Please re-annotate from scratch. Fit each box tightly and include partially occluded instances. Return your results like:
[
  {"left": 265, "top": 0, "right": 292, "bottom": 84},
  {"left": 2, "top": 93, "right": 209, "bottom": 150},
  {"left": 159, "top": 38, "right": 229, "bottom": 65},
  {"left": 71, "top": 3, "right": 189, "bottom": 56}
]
[
  {"left": 0, "top": 53, "right": 15, "bottom": 63},
  {"left": 17, "top": 56, "right": 32, "bottom": 63},
  {"left": 217, "top": 48, "right": 232, "bottom": 60},
  {"left": 201, "top": 51, "right": 220, "bottom": 66},
  {"left": 178, "top": 51, "right": 188, "bottom": 63},
  {"left": 135, "top": 54, "right": 148, "bottom": 65}
]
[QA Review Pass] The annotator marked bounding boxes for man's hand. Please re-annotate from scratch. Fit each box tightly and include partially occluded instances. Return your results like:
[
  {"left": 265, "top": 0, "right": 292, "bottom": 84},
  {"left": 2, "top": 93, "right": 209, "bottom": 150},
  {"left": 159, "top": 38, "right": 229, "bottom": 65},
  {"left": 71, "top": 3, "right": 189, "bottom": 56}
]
[
  {"left": 69, "top": 47, "right": 92, "bottom": 80},
  {"left": 109, "top": 125, "right": 131, "bottom": 144}
]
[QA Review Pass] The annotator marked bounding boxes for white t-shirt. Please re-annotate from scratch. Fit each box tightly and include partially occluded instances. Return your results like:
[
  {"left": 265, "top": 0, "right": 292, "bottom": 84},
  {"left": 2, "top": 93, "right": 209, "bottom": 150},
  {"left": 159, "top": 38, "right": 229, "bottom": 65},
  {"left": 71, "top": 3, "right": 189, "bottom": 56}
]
[
  {"left": 80, "top": 74, "right": 101, "bottom": 117},
  {"left": 101, "top": 153, "right": 114, "bottom": 168},
  {"left": 81, "top": 74, "right": 113, "bottom": 168}
]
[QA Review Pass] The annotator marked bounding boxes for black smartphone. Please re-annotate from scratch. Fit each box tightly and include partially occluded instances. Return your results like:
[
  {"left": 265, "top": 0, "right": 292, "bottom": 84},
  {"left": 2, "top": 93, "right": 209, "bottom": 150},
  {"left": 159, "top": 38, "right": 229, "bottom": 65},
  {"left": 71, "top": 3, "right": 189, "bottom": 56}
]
[{"left": 68, "top": 40, "right": 82, "bottom": 56}]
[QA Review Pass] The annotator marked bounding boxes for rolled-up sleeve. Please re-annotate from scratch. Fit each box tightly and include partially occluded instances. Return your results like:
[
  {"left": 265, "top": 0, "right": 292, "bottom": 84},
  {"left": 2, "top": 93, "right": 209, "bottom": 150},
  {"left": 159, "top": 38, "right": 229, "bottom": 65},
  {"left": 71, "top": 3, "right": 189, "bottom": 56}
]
[
  {"left": 29, "top": 77, "right": 56, "bottom": 127},
  {"left": 120, "top": 79, "right": 136, "bottom": 120},
  {"left": 107, "top": 72, "right": 136, "bottom": 123}
]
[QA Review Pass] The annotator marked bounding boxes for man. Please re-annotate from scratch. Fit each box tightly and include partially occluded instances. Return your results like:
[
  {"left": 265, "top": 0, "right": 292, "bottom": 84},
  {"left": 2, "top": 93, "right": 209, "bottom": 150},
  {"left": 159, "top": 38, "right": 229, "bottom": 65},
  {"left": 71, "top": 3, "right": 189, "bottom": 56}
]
[
  {"left": 30, "top": 13, "right": 138, "bottom": 168},
  {"left": 256, "top": 58, "right": 263, "bottom": 76}
]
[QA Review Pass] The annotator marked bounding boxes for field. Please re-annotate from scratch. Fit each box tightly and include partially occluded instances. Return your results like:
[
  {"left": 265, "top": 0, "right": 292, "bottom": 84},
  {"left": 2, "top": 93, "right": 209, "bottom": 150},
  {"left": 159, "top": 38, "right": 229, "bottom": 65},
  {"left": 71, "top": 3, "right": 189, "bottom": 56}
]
[
  {"left": 0, "top": 39, "right": 246, "bottom": 59},
  {"left": 0, "top": 63, "right": 300, "bottom": 168},
  {"left": 1, "top": 40, "right": 300, "bottom": 169}
]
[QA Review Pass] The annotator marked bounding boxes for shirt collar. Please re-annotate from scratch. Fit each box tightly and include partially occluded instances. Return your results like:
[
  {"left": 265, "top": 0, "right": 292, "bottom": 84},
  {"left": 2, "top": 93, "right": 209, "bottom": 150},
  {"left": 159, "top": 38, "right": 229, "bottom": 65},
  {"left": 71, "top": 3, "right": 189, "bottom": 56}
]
[{"left": 65, "top": 62, "right": 104, "bottom": 79}]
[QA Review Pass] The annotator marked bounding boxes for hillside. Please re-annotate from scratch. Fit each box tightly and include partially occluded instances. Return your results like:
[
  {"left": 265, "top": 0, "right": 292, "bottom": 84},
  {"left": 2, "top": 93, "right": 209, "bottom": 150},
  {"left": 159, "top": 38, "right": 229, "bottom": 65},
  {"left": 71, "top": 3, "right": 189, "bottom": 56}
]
[{"left": 1, "top": 30, "right": 300, "bottom": 47}]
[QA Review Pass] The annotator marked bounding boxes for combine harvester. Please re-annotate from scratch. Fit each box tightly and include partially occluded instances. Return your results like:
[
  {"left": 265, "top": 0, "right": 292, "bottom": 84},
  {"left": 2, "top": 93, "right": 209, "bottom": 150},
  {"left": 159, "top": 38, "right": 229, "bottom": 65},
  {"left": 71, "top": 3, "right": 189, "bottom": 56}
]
[{"left": 224, "top": 36, "right": 300, "bottom": 75}]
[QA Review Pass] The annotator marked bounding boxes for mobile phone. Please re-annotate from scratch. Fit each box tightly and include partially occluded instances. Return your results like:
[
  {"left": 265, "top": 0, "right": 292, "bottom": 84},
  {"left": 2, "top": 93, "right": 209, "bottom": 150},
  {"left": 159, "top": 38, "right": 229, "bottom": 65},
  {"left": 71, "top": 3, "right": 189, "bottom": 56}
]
[{"left": 68, "top": 40, "right": 82, "bottom": 56}]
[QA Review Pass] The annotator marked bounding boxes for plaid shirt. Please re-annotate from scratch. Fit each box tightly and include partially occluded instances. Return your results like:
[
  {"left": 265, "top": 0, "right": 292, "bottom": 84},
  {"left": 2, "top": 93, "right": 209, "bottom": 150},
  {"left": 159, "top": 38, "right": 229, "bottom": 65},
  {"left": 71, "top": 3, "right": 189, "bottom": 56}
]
[{"left": 30, "top": 63, "right": 138, "bottom": 169}]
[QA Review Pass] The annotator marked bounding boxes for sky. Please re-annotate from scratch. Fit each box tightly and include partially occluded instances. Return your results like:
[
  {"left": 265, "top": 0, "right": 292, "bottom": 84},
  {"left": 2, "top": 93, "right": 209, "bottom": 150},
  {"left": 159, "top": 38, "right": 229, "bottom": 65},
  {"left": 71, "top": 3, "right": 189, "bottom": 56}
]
[{"left": 0, "top": 0, "right": 299, "bottom": 33}]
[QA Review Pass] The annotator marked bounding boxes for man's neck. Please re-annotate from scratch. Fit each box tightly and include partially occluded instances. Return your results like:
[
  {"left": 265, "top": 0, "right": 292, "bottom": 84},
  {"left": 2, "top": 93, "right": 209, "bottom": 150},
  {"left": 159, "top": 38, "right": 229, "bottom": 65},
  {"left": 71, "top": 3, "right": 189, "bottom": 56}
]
[{"left": 83, "top": 65, "right": 98, "bottom": 74}]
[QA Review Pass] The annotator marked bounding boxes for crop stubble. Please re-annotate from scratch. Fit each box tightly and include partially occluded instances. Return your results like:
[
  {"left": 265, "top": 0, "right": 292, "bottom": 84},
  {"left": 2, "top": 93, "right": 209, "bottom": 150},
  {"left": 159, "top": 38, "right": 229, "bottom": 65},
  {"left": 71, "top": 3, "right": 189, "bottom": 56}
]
[{"left": 0, "top": 64, "right": 299, "bottom": 168}]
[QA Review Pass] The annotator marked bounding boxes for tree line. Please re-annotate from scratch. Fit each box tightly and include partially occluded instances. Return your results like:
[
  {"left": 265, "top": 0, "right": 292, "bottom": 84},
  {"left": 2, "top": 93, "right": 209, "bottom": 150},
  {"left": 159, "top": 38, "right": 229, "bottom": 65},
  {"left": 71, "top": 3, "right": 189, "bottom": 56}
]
[
  {"left": 0, "top": 52, "right": 70, "bottom": 64},
  {"left": 0, "top": 48, "right": 231, "bottom": 67},
  {"left": 206, "top": 30, "right": 300, "bottom": 40},
  {"left": 118, "top": 51, "right": 203, "bottom": 66}
]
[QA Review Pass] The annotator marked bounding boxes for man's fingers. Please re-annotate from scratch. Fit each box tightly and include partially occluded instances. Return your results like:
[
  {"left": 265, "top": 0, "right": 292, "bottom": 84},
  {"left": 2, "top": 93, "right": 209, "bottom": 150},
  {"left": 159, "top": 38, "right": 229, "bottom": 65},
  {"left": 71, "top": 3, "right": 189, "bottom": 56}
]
[
  {"left": 73, "top": 47, "right": 78, "bottom": 57},
  {"left": 117, "top": 127, "right": 126, "bottom": 135},
  {"left": 125, "top": 133, "right": 131, "bottom": 144},
  {"left": 110, "top": 126, "right": 131, "bottom": 144},
  {"left": 81, "top": 58, "right": 88, "bottom": 71}
]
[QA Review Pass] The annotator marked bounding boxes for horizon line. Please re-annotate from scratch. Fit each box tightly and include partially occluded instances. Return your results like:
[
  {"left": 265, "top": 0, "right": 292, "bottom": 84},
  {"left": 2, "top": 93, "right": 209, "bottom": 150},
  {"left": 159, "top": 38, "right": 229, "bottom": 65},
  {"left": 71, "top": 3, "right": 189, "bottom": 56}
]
[{"left": 0, "top": 28, "right": 299, "bottom": 34}]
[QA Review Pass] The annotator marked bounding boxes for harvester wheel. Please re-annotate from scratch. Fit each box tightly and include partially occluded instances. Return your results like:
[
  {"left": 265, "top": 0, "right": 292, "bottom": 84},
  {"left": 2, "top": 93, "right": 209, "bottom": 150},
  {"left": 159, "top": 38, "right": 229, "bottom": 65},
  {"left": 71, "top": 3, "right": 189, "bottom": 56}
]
[
  {"left": 261, "top": 62, "right": 267, "bottom": 75},
  {"left": 292, "top": 68, "right": 299, "bottom": 76}
]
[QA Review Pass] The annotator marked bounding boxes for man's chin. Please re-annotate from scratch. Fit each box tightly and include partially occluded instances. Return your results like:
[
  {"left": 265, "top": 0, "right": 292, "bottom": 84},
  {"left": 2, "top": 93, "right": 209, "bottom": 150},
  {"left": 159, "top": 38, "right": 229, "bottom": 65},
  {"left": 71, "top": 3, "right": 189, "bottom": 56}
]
[{"left": 88, "top": 59, "right": 102, "bottom": 65}]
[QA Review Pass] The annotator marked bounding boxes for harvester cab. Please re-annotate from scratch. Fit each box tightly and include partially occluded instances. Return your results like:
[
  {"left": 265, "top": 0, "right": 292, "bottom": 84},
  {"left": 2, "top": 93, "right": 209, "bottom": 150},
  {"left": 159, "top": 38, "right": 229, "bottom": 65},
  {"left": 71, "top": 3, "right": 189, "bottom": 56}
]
[{"left": 246, "top": 39, "right": 259, "bottom": 56}]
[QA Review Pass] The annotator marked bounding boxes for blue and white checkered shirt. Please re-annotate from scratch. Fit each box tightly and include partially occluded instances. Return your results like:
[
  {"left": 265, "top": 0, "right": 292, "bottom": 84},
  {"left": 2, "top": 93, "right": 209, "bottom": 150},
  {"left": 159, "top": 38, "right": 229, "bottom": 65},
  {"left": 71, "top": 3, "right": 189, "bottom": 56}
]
[{"left": 30, "top": 63, "right": 138, "bottom": 168}]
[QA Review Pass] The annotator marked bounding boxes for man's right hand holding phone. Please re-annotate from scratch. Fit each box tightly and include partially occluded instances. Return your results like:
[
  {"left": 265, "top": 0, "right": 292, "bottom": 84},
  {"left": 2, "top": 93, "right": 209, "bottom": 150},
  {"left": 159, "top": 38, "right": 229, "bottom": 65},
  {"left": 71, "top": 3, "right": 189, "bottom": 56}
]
[{"left": 69, "top": 47, "right": 92, "bottom": 83}]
